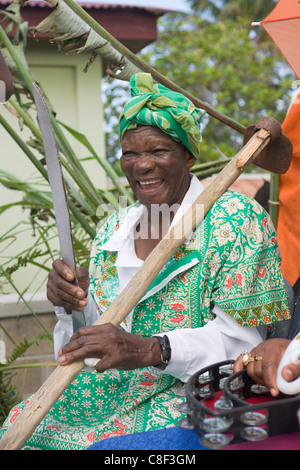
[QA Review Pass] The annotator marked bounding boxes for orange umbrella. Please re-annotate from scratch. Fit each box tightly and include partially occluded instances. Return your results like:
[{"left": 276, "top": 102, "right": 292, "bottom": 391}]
[
  {"left": 253, "top": 0, "right": 300, "bottom": 286},
  {"left": 276, "top": 91, "right": 300, "bottom": 286},
  {"left": 253, "top": 0, "right": 300, "bottom": 79},
  {"left": 252, "top": 1, "right": 300, "bottom": 286}
]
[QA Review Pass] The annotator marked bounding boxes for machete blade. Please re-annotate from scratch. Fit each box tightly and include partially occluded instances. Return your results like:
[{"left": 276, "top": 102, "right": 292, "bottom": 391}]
[{"left": 33, "top": 82, "right": 86, "bottom": 332}]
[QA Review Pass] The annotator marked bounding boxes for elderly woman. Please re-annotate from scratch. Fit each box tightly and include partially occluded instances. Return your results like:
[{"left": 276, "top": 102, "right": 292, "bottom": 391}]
[{"left": 0, "top": 74, "right": 290, "bottom": 450}]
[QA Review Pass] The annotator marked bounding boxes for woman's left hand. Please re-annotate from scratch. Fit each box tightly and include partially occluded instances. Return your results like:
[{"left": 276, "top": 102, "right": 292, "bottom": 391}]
[{"left": 58, "top": 323, "right": 162, "bottom": 372}]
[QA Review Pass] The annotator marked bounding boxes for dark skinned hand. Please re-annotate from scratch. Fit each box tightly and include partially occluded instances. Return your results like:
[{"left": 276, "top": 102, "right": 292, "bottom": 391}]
[
  {"left": 58, "top": 323, "right": 162, "bottom": 373},
  {"left": 47, "top": 259, "right": 89, "bottom": 313},
  {"left": 47, "top": 260, "right": 162, "bottom": 372},
  {"left": 234, "top": 338, "right": 300, "bottom": 397}
]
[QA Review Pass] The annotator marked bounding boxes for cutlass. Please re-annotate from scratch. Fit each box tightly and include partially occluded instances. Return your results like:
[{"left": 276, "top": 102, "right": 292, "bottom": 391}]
[{"left": 33, "top": 82, "right": 86, "bottom": 332}]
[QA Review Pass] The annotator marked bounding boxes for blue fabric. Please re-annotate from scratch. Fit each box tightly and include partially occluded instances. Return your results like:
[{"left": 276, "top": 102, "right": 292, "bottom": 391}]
[{"left": 87, "top": 427, "right": 210, "bottom": 451}]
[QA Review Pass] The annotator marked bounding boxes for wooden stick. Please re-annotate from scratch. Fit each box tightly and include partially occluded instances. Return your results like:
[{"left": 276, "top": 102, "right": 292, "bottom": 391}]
[{"left": 0, "top": 128, "right": 270, "bottom": 450}]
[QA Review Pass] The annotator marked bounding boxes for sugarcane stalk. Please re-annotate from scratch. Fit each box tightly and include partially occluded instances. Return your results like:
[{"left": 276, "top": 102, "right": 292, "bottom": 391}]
[{"left": 0, "top": 363, "right": 57, "bottom": 373}]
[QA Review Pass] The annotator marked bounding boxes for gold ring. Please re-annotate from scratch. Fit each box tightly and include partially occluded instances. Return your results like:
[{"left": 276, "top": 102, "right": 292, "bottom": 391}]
[
  {"left": 242, "top": 352, "right": 255, "bottom": 367},
  {"left": 241, "top": 351, "right": 262, "bottom": 367}
]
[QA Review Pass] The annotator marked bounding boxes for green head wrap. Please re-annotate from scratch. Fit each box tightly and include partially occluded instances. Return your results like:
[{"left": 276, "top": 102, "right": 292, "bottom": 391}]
[{"left": 119, "top": 73, "right": 205, "bottom": 160}]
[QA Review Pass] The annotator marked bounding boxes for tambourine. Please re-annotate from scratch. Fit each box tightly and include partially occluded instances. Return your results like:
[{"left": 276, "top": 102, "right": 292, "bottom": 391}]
[{"left": 176, "top": 360, "right": 300, "bottom": 449}]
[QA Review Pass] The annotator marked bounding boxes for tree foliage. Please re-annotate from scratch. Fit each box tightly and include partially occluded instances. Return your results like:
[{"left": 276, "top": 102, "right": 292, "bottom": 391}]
[
  {"left": 105, "top": 2, "right": 294, "bottom": 166},
  {"left": 189, "top": 0, "right": 277, "bottom": 21},
  {"left": 144, "top": 15, "right": 293, "bottom": 161}
]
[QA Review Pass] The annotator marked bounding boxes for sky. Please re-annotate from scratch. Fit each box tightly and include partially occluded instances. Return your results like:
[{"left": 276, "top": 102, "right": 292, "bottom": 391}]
[{"left": 78, "top": 0, "right": 191, "bottom": 13}]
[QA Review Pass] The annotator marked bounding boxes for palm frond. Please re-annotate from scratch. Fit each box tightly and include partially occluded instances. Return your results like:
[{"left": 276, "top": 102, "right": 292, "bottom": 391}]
[
  {"left": 34, "top": 0, "right": 143, "bottom": 81},
  {"left": 0, "top": 335, "right": 56, "bottom": 426},
  {"left": 5, "top": 336, "right": 50, "bottom": 365},
  {"left": 0, "top": 371, "right": 22, "bottom": 426}
]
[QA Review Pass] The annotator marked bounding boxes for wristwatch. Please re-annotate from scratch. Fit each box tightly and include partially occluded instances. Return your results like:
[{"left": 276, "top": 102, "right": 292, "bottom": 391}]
[{"left": 153, "top": 335, "right": 172, "bottom": 370}]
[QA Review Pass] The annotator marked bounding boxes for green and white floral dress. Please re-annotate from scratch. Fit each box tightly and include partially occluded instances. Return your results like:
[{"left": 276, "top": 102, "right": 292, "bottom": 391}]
[{"left": 0, "top": 178, "right": 290, "bottom": 450}]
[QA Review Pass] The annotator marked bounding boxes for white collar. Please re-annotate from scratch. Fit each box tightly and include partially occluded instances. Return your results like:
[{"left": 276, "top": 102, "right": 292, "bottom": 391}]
[{"left": 100, "top": 174, "right": 205, "bottom": 255}]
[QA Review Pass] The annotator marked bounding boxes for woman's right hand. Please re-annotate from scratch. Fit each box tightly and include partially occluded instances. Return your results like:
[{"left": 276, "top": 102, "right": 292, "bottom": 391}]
[{"left": 47, "top": 259, "right": 89, "bottom": 313}]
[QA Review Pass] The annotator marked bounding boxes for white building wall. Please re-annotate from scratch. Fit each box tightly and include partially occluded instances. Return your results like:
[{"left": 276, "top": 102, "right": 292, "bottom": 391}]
[{"left": 0, "top": 40, "right": 105, "bottom": 309}]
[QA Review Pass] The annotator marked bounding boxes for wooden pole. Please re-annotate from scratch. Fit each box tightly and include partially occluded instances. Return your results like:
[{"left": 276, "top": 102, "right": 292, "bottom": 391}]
[
  {"left": 269, "top": 173, "right": 280, "bottom": 227},
  {"left": 0, "top": 128, "right": 271, "bottom": 450}
]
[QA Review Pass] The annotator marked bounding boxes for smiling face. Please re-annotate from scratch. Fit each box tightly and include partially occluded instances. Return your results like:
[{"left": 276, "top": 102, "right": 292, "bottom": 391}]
[{"left": 120, "top": 126, "right": 196, "bottom": 208}]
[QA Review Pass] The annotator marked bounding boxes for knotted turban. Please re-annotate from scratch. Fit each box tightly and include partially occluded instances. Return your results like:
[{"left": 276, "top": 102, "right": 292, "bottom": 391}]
[{"left": 119, "top": 73, "right": 205, "bottom": 160}]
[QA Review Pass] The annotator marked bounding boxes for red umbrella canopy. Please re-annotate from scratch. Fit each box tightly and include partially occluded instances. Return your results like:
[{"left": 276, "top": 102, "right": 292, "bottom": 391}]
[{"left": 258, "top": 0, "right": 300, "bottom": 79}]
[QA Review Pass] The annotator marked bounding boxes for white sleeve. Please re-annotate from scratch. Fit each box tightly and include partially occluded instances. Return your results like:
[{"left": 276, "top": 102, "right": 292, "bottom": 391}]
[
  {"left": 53, "top": 292, "right": 99, "bottom": 362},
  {"left": 157, "top": 304, "right": 267, "bottom": 383}
]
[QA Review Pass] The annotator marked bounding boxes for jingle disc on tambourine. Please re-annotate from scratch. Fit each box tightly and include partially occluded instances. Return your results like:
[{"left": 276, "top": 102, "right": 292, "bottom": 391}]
[
  {"left": 240, "top": 411, "right": 268, "bottom": 426},
  {"left": 240, "top": 426, "right": 269, "bottom": 442},
  {"left": 200, "top": 432, "right": 233, "bottom": 449},
  {"left": 200, "top": 417, "right": 233, "bottom": 433}
]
